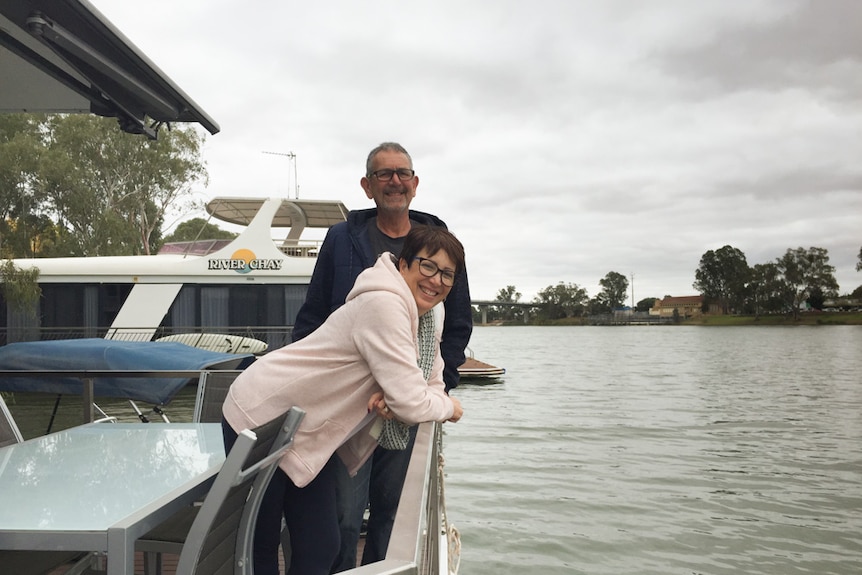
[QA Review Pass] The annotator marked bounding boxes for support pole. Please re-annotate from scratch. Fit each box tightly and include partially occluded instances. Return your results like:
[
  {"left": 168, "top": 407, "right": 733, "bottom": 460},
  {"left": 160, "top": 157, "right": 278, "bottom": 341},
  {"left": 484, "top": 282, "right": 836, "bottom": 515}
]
[{"left": 82, "top": 378, "right": 94, "bottom": 424}]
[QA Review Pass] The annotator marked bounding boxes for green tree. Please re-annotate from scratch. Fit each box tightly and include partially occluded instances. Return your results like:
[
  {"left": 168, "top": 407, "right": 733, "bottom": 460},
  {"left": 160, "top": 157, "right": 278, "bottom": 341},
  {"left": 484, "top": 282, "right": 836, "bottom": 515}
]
[
  {"left": 598, "top": 271, "right": 629, "bottom": 310},
  {"left": 11, "top": 114, "right": 209, "bottom": 257},
  {"left": 587, "top": 293, "right": 610, "bottom": 315},
  {"left": 775, "top": 246, "right": 839, "bottom": 320},
  {"left": 163, "top": 218, "right": 237, "bottom": 243},
  {"left": 693, "top": 245, "right": 750, "bottom": 314},
  {"left": 1, "top": 214, "right": 63, "bottom": 258},
  {"left": 493, "top": 285, "right": 522, "bottom": 321},
  {"left": 807, "top": 286, "right": 826, "bottom": 310},
  {"left": 0, "top": 114, "right": 46, "bottom": 258},
  {"left": 748, "top": 262, "right": 785, "bottom": 316},
  {"left": 534, "top": 282, "right": 588, "bottom": 320},
  {"left": 857, "top": 246, "right": 862, "bottom": 272},
  {"left": 0, "top": 260, "right": 41, "bottom": 316},
  {"left": 495, "top": 285, "right": 520, "bottom": 303},
  {"left": 635, "top": 297, "right": 657, "bottom": 312}
]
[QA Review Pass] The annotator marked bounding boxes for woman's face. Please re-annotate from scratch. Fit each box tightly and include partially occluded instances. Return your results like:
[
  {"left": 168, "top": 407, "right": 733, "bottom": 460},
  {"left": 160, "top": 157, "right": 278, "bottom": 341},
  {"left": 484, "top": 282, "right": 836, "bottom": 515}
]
[{"left": 399, "top": 248, "right": 455, "bottom": 316}]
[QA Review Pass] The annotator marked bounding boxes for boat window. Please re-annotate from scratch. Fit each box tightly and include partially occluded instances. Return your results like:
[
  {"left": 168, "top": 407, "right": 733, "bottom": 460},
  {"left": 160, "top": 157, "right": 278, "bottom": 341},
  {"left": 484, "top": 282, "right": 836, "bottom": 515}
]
[
  {"left": 41, "top": 285, "right": 85, "bottom": 328},
  {"left": 170, "top": 287, "right": 199, "bottom": 331},
  {"left": 284, "top": 285, "right": 308, "bottom": 325},
  {"left": 101, "top": 284, "right": 133, "bottom": 320},
  {"left": 201, "top": 287, "right": 229, "bottom": 329}
]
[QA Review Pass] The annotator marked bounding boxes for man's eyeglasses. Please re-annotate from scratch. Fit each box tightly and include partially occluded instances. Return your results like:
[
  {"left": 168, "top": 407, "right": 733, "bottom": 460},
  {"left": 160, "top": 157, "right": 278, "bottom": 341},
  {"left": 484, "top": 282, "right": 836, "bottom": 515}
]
[
  {"left": 369, "top": 168, "right": 415, "bottom": 182},
  {"left": 413, "top": 257, "right": 456, "bottom": 287}
]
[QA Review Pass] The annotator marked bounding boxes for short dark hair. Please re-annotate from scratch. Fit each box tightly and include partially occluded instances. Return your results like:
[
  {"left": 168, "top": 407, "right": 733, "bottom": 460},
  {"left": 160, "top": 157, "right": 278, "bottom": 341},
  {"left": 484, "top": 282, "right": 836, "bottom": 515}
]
[
  {"left": 399, "top": 225, "right": 466, "bottom": 277},
  {"left": 366, "top": 142, "right": 413, "bottom": 175}
]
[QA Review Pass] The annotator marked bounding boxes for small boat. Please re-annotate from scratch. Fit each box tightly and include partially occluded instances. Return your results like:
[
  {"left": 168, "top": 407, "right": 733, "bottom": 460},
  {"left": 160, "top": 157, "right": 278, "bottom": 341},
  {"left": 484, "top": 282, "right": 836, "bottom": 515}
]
[
  {"left": 155, "top": 333, "right": 269, "bottom": 355},
  {"left": 458, "top": 347, "right": 505, "bottom": 381}
]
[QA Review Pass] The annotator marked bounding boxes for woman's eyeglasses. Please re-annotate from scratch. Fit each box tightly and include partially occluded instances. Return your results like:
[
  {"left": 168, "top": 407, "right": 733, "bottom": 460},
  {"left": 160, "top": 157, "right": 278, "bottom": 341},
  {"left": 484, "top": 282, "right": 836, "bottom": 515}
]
[{"left": 413, "top": 257, "right": 456, "bottom": 286}]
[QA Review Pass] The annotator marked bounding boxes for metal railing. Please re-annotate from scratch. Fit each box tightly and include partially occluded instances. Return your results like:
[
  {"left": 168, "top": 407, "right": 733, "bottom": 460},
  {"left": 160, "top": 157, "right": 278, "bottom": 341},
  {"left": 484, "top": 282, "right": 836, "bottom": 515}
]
[
  {"left": 343, "top": 422, "right": 447, "bottom": 575},
  {"left": 0, "top": 326, "right": 295, "bottom": 349},
  {"left": 0, "top": 369, "right": 206, "bottom": 428}
]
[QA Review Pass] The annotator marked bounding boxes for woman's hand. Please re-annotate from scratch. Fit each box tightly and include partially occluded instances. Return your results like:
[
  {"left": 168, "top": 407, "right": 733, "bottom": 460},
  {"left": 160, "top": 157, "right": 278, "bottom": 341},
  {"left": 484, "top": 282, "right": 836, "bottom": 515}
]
[
  {"left": 368, "top": 391, "right": 395, "bottom": 420},
  {"left": 447, "top": 396, "right": 463, "bottom": 423}
]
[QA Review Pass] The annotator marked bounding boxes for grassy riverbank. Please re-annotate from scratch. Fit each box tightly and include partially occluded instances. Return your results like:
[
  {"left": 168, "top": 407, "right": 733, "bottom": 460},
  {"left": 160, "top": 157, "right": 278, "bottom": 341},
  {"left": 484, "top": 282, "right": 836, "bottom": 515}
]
[
  {"left": 682, "top": 311, "right": 862, "bottom": 326},
  {"left": 502, "top": 311, "right": 862, "bottom": 327}
]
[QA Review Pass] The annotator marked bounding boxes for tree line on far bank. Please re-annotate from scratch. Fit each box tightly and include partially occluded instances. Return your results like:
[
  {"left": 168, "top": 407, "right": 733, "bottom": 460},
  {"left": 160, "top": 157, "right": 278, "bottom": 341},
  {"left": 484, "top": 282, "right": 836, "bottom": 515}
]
[
  {"left": 483, "top": 245, "right": 862, "bottom": 323},
  {"left": 2, "top": 115, "right": 860, "bottom": 325}
]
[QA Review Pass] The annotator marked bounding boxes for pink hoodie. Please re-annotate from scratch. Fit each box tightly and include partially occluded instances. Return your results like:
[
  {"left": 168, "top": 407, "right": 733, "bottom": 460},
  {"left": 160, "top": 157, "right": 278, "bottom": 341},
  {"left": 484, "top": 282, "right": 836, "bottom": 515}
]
[{"left": 222, "top": 254, "right": 455, "bottom": 487}]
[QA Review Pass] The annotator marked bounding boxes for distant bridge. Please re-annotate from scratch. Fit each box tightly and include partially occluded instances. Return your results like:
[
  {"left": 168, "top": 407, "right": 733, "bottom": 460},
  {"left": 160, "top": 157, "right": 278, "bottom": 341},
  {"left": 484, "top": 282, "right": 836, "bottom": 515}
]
[{"left": 471, "top": 300, "right": 542, "bottom": 325}]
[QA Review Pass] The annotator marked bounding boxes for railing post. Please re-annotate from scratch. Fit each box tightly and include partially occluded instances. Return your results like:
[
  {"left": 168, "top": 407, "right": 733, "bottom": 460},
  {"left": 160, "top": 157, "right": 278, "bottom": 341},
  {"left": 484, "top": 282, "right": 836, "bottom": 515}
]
[{"left": 82, "top": 377, "right": 95, "bottom": 424}]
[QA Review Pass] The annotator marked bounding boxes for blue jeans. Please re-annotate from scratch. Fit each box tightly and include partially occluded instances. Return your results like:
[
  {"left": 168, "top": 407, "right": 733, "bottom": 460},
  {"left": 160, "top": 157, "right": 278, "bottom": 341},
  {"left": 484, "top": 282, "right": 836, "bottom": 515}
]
[
  {"left": 222, "top": 418, "right": 340, "bottom": 575},
  {"left": 330, "top": 425, "right": 418, "bottom": 572},
  {"left": 329, "top": 452, "right": 371, "bottom": 572}
]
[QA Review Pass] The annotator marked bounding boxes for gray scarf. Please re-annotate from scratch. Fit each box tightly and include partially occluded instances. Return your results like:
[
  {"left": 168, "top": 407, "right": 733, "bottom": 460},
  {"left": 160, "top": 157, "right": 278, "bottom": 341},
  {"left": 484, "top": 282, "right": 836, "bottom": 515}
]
[{"left": 378, "top": 310, "right": 436, "bottom": 450}]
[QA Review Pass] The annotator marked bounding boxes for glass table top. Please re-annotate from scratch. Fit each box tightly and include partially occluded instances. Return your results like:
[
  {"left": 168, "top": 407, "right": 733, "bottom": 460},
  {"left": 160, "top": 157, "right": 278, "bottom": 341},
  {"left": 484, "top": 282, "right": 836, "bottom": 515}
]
[{"left": 0, "top": 423, "right": 225, "bottom": 532}]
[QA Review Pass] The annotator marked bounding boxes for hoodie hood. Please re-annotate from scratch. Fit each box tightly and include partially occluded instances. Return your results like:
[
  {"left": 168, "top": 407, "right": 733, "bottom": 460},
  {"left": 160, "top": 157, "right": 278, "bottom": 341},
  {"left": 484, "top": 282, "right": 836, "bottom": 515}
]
[
  {"left": 345, "top": 253, "right": 420, "bottom": 342},
  {"left": 346, "top": 253, "right": 406, "bottom": 303}
]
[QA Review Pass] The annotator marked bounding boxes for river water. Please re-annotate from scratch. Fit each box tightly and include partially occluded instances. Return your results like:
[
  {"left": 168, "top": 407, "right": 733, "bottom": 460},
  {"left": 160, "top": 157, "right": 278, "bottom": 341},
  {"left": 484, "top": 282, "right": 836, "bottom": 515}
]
[
  {"left": 5, "top": 326, "right": 861, "bottom": 574},
  {"left": 444, "top": 325, "right": 862, "bottom": 575}
]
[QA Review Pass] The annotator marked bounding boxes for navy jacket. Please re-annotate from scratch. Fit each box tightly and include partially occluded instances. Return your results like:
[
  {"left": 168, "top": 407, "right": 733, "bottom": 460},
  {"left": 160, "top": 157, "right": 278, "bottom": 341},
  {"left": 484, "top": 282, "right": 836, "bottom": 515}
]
[{"left": 292, "top": 208, "right": 473, "bottom": 391}]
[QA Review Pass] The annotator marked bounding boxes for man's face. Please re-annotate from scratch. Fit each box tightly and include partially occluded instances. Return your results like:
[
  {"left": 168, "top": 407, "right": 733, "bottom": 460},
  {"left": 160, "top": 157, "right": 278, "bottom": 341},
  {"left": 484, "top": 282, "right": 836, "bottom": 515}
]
[{"left": 361, "top": 150, "right": 418, "bottom": 215}]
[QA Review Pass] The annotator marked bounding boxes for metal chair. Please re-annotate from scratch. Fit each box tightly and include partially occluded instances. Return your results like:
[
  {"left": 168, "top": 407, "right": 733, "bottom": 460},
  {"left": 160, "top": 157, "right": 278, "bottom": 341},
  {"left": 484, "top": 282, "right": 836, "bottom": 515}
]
[
  {"left": 192, "top": 371, "right": 243, "bottom": 423},
  {"left": 0, "top": 393, "right": 24, "bottom": 448},
  {"left": 191, "top": 370, "right": 296, "bottom": 569},
  {"left": 136, "top": 406, "right": 305, "bottom": 575}
]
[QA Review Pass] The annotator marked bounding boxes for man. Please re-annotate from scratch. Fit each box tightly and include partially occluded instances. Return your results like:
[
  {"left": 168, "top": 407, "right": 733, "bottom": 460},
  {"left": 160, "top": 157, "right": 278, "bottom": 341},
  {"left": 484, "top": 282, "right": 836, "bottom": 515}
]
[{"left": 292, "top": 142, "right": 472, "bottom": 571}]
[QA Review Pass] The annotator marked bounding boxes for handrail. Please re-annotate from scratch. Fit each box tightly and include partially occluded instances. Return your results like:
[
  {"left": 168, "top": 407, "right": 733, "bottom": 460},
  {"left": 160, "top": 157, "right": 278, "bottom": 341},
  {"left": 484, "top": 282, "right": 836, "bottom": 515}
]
[
  {"left": 0, "top": 370, "right": 205, "bottom": 378},
  {"left": 342, "top": 422, "right": 445, "bottom": 575},
  {"left": 0, "top": 326, "right": 296, "bottom": 347},
  {"left": 0, "top": 370, "right": 208, "bottom": 427}
]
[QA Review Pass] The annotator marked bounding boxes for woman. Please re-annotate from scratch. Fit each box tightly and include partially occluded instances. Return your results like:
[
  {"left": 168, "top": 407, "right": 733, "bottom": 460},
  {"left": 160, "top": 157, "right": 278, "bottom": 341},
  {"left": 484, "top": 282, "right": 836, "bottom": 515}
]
[{"left": 221, "top": 225, "right": 465, "bottom": 575}]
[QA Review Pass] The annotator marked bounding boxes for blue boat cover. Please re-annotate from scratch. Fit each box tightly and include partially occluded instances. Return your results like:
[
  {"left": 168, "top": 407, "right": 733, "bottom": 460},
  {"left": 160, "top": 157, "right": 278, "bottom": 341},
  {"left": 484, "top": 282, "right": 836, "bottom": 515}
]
[{"left": 0, "top": 339, "right": 254, "bottom": 404}]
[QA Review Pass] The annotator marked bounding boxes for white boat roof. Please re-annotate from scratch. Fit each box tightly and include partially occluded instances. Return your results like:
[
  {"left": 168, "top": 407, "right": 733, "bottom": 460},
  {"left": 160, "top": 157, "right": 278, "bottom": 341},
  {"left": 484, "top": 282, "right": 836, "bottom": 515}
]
[
  {"left": 206, "top": 197, "right": 349, "bottom": 228},
  {"left": 12, "top": 197, "right": 347, "bottom": 283}
]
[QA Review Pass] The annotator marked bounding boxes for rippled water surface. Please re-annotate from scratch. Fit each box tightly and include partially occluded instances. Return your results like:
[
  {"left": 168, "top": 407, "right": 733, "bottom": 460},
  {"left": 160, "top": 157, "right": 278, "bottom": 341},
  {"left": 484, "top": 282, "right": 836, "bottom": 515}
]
[
  {"left": 444, "top": 326, "right": 862, "bottom": 575},
  {"left": 5, "top": 326, "right": 861, "bottom": 574}
]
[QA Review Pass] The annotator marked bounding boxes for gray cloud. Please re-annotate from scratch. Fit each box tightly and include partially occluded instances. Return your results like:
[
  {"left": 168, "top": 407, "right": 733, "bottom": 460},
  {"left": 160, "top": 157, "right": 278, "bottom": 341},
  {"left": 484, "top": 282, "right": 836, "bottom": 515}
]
[
  {"left": 655, "top": 0, "right": 862, "bottom": 100},
  {"left": 95, "top": 0, "right": 862, "bottom": 301}
]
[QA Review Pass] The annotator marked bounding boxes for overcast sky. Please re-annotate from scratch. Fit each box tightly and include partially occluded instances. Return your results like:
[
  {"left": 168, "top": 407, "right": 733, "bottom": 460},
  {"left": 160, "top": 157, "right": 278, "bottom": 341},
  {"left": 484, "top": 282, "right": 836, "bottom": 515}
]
[{"left": 96, "top": 0, "right": 861, "bottom": 302}]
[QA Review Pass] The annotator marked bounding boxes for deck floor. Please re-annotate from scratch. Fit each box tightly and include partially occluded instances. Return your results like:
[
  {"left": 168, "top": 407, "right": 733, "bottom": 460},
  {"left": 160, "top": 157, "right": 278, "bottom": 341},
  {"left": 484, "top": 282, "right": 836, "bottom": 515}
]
[
  {"left": 48, "top": 540, "right": 365, "bottom": 574},
  {"left": 46, "top": 549, "right": 288, "bottom": 575}
]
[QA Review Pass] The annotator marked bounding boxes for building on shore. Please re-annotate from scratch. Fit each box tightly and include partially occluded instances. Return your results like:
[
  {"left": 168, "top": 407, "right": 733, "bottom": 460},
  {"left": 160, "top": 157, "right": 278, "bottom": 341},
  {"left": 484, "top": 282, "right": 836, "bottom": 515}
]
[{"left": 651, "top": 296, "right": 721, "bottom": 319}]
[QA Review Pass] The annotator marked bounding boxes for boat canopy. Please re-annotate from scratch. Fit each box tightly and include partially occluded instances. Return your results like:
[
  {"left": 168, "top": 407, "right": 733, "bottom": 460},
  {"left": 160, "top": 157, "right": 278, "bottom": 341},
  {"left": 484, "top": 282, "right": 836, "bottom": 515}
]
[
  {"left": 0, "top": 0, "right": 219, "bottom": 138},
  {"left": 0, "top": 339, "right": 251, "bottom": 404},
  {"left": 206, "top": 197, "right": 350, "bottom": 228}
]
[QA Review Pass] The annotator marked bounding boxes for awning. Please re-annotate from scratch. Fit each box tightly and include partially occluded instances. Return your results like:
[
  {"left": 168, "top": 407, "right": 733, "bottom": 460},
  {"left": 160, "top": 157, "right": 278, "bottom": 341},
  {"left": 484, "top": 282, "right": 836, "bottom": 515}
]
[
  {"left": 206, "top": 197, "right": 350, "bottom": 228},
  {"left": 0, "top": 0, "right": 219, "bottom": 138},
  {"left": 0, "top": 339, "right": 252, "bottom": 404}
]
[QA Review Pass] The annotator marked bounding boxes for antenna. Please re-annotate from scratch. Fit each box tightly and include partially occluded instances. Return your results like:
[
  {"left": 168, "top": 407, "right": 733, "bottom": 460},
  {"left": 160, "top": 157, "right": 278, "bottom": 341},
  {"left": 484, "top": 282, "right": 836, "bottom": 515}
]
[{"left": 262, "top": 151, "right": 299, "bottom": 198}]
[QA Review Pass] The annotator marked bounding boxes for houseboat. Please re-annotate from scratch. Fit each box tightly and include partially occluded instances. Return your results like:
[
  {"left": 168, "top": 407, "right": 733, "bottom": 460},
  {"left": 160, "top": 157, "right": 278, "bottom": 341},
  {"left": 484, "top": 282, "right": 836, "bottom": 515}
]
[{"left": 2, "top": 197, "right": 349, "bottom": 350}]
